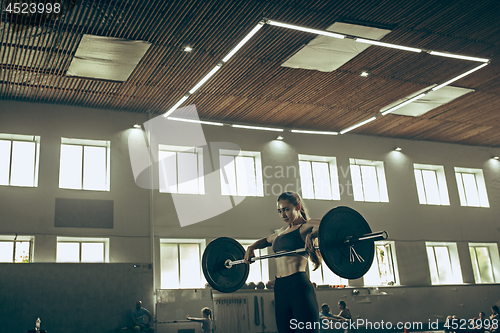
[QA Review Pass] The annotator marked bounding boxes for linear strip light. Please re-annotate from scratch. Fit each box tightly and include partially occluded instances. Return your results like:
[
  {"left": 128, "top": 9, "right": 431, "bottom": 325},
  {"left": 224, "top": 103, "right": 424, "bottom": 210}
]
[
  {"left": 291, "top": 129, "right": 338, "bottom": 135},
  {"left": 381, "top": 93, "right": 427, "bottom": 116},
  {"left": 267, "top": 19, "right": 345, "bottom": 39},
  {"left": 222, "top": 21, "right": 266, "bottom": 63},
  {"left": 432, "top": 63, "right": 489, "bottom": 92},
  {"left": 355, "top": 38, "right": 422, "bottom": 53},
  {"left": 189, "top": 64, "right": 222, "bottom": 94},
  {"left": 340, "top": 116, "right": 377, "bottom": 135},
  {"left": 168, "top": 117, "right": 224, "bottom": 126},
  {"left": 429, "top": 51, "right": 489, "bottom": 63},
  {"left": 164, "top": 96, "right": 189, "bottom": 118},
  {"left": 231, "top": 124, "right": 283, "bottom": 132}
]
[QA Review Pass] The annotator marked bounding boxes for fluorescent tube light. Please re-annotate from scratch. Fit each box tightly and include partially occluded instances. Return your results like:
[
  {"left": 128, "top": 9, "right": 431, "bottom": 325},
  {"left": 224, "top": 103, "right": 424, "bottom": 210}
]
[
  {"left": 222, "top": 22, "right": 265, "bottom": 63},
  {"left": 381, "top": 93, "right": 427, "bottom": 115},
  {"left": 168, "top": 117, "right": 224, "bottom": 126},
  {"left": 429, "top": 51, "right": 489, "bottom": 63},
  {"left": 291, "top": 129, "right": 338, "bottom": 135},
  {"left": 355, "top": 38, "right": 422, "bottom": 53},
  {"left": 432, "top": 63, "right": 489, "bottom": 92},
  {"left": 163, "top": 96, "right": 189, "bottom": 118},
  {"left": 340, "top": 116, "right": 377, "bottom": 134},
  {"left": 267, "top": 20, "right": 345, "bottom": 39},
  {"left": 231, "top": 124, "right": 283, "bottom": 132},
  {"left": 189, "top": 64, "right": 222, "bottom": 94}
]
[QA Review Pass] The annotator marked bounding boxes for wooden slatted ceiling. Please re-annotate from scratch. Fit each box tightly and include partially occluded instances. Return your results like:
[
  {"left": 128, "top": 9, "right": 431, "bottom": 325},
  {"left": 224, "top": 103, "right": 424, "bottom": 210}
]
[{"left": 0, "top": 0, "right": 499, "bottom": 147}]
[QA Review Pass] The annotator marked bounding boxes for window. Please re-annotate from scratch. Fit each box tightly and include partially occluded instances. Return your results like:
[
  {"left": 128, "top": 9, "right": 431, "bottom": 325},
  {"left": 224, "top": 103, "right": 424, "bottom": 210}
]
[
  {"left": 349, "top": 158, "right": 389, "bottom": 202},
  {"left": 363, "top": 241, "right": 399, "bottom": 286},
  {"left": 220, "top": 149, "right": 263, "bottom": 197},
  {"left": 414, "top": 164, "right": 450, "bottom": 205},
  {"left": 308, "top": 261, "right": 348, "bottom": 286},
  {"left": 0, "top": 235, "right": 33, "bottom": 262},
  {"left": 160, "top": 239, "right": 206, "bottom": 289},
  {"left": 238, "top": 240, "right": 270, "bottom": 284},
  {"left": 469, "top": 243, "right": 500, "bottom": 283},
  {"left": 59, "top": 138, "right": 110, "bottom": 191},
  {"left": 0, "top": 133, "right": 40, "bottom": 187},
  {"left": 56, "top": 237, "right": 109, "bottom": 263},
  {"left": 298, "top": 154, "right": 340, "bottom": 200},
  {"left": 159, "top": 145, "right": 204, "bottom": 194},
  {"left": 426, "top": 242, "right": 463, "bottom": 284},
  {"left": 454, "top": 167, "right": 489, "bottom": 207}
]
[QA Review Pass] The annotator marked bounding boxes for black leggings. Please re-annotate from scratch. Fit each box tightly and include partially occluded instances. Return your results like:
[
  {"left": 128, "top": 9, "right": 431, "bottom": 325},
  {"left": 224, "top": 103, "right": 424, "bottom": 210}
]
[{"left": 274, "top": 272, "right": 319, "bottom": 333}]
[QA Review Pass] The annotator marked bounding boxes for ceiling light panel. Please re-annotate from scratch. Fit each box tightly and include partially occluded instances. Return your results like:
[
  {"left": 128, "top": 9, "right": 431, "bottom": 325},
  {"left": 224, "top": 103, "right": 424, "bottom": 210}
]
[
  {"left": 282, "top": 22, "right": 391, "bottom": 72},
  {"left": 381, "top": 86, "right": 474, "bottom": 117},
  {"left": 66, "top": 35, "right": 151, "bottom": 81}
]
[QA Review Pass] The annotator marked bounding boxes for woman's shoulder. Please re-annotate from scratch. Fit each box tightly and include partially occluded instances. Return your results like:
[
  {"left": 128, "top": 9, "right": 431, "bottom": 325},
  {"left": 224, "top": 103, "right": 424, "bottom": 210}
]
[{"left": 299, "top": 221, "right": 316, "bottom": 234}]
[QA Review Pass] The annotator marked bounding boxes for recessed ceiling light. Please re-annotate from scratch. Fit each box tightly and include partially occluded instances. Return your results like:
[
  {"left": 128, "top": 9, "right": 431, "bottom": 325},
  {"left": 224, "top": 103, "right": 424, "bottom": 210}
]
[
  {"left": 493, "top": 156, "right": 499, "bottom": 160},
  {"left": 183, "top": 46, "right": 193, "bottom": 52},
  {"left": 276, "top": 136, "right": 284, "bottom": 140},
  {"left": 133, "top": 124, "right": 141, "bottom": 129},
  {"left": 360, "top": 71, "right": 369, "bottom": 77},
  {"left": 395, "top": 147, "right": 402, "bottom": 151}
]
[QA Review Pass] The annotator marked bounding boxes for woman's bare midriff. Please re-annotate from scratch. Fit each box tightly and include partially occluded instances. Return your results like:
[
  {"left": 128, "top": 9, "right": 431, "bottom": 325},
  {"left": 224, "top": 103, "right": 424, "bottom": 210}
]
[{"left": 275, "top": 254, "right": 308, "bottom": 278}]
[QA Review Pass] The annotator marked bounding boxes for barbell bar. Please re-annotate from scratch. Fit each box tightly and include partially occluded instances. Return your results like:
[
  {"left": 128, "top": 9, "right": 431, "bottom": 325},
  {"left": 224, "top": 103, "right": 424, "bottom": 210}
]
[
  {"left": 202, "top": 206, "right": 389, "bottom": 293},
  {"left": 224, "top": 231, "right": 388, "bottom": 268}
]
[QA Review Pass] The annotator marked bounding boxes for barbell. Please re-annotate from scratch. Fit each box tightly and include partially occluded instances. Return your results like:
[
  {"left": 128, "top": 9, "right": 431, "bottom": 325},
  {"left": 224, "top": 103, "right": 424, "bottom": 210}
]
[{"left": 202, "top": 206, "right": 388, "bottom": 293}]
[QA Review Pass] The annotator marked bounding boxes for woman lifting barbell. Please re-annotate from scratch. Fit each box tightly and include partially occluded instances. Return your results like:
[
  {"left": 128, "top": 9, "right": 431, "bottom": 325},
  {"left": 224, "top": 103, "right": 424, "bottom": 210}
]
[{"left": 244, "top": 191, "right": 322, "bottom": 333}]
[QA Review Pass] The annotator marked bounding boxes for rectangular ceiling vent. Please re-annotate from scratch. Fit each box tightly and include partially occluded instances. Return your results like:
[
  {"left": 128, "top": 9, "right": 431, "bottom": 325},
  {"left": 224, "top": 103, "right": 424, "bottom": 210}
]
[
  {"left": 282, "top": 22, "right": 391, "bottom": 72},
  {"left": 66, "top": 34, "right": 151, "bottom": 81}
]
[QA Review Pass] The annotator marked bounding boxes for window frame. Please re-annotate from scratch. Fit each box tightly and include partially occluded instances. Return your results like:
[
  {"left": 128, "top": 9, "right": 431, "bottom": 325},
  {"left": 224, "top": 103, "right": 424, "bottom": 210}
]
[
  {"left": 219, "top": 149, "right": 264, "bottom": 197},
  {"left": 413, "top": 164, "right": 450, "bottom": 205},
  {"left": 59, "top": 138, "right": 111, "bottom": 191},
  {"left": 349, "top": 158, "right": 389, "bottom": 202},
  {"left": 56, "top": 237, "right": 109, "bottom": 263},
  {"left": 298, "top": 154, "right": 340, "bottom": 200},
  {"left": 159, "top": 238, "right": 206, "bottom": 289},
  {"left": 468, "top": 243, "right": 500, "bottom": 283},
  {"left": 238, "top": 240, "right": 270, "bottom": 284},
  {"left": 425, "top": 242, "right": 463, "bottom": 285},
  {"left": 307, "top": 260, "right": 349, "bottom": 286},
  {"left": 454, "top": 167, "right": 489, "bottom": 207},
  {"left": 158, "top": 144, "right": 205, "bottom": 194},
  {"left": 0, "top": 133, "right": 40, "bottom": 187},
  {"left": 363, "top": 241, "right": 399, "bottom": 286},
  {"left": 0, "top": 235, "right": 34, "bottom": 263}
]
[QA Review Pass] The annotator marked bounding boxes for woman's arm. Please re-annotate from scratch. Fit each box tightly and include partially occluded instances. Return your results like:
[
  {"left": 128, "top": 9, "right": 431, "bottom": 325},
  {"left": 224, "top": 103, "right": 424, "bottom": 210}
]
[
  {"left": 186, "top": 316, "right": 204, "bottom": 322},
  {"left": 303, "top": 220, "right": 320, "bottom": 255},
  {"left": 244, "top": 235, "right": 275, "bottom": 264}
]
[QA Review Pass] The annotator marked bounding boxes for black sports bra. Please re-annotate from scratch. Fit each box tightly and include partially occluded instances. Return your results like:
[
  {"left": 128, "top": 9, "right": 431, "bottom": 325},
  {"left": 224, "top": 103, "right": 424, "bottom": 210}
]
[{"left": 272, "top": 224, "right": 308, "bottom": 256}]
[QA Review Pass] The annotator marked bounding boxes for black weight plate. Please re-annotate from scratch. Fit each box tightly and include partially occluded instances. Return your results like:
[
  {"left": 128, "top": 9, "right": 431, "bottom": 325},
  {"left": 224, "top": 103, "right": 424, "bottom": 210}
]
[
  {"left": 202, "top": 237, "right": 249, "bottom": 293},
  {"left": 318, "top": 206, "right": 375, "bottom": 280}
]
